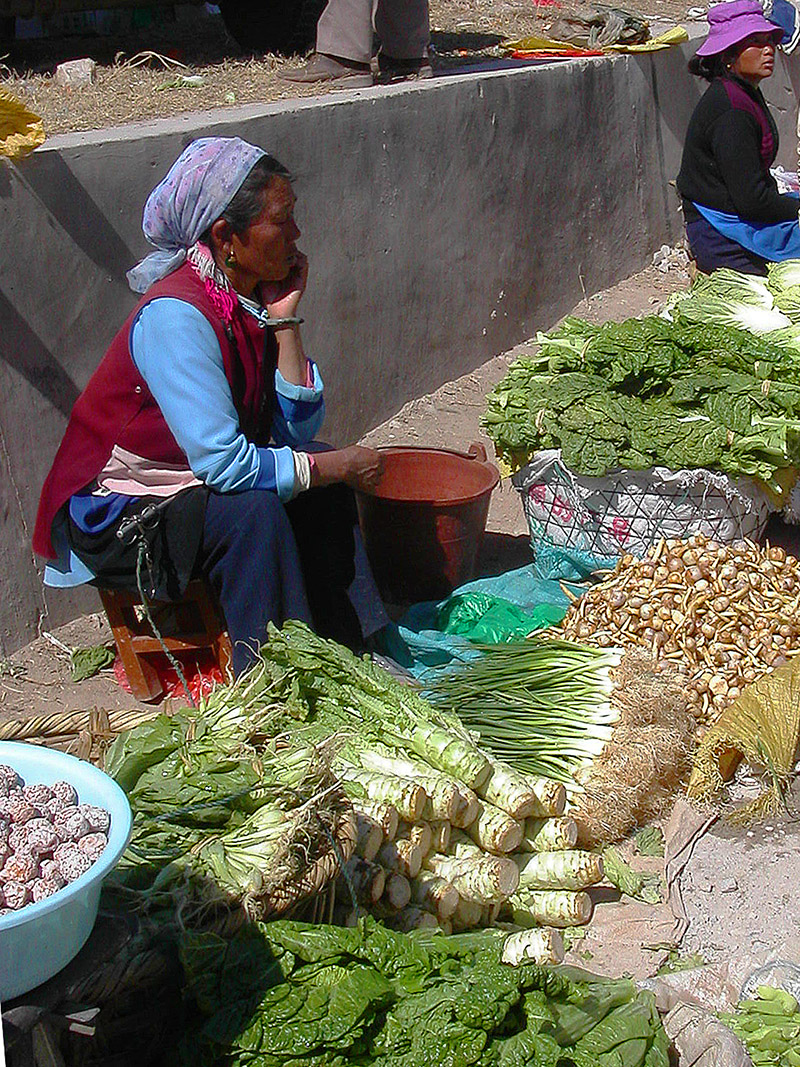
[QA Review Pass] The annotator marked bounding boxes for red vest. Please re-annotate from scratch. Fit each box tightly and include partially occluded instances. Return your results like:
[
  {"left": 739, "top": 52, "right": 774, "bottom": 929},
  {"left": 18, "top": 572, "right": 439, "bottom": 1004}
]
[{"left": 33, "top": 263, "right": 276, "bottom": 559}]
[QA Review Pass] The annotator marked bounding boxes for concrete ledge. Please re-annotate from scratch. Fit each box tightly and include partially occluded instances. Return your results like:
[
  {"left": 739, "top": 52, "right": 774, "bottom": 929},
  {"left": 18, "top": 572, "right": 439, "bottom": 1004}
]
[{"left": 1, "top": 44, "right": 798, "bottom": 652}]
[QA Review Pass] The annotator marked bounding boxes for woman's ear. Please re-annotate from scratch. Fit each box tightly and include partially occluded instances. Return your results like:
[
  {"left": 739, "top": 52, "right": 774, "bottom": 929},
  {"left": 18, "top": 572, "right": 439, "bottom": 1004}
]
[{"left": 209, "top": 217, "right": 232, "bottom": 254}]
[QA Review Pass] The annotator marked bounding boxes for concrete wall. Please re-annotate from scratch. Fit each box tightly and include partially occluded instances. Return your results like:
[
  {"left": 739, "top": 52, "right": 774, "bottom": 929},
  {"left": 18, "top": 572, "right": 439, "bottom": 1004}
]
[{"left": 1, "top": 41, "right": 799, "bottom": 653}]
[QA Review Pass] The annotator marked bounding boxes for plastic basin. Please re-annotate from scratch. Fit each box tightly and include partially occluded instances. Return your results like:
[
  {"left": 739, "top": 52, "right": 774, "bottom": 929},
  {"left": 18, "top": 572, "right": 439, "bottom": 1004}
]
[
  {"left": 0, "top": 741, "right": 132, "bottom": 1000},
  {"left": 355, "top": 443, "right": 500, "bottom": 603}
]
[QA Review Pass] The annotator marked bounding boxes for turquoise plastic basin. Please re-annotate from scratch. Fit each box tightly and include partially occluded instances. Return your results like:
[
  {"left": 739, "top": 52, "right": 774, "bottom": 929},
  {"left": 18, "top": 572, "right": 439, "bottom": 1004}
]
[{"left": 0, "top": 741, "right": 132, "bottom": 1000}]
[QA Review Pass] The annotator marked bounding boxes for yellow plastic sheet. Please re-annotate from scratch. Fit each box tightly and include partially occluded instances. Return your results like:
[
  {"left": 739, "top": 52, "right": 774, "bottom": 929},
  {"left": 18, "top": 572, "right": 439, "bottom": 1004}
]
[
  {"left": 0, "top": 88, "right": 45, "bottom": 161},
  {"left": 606, "top": 26, "right": 689, "bottom": 51},
  {"left": 504, "top": 25, "right": 689, "bottom": 56},
  {"left": 504, "top": 33, "right": 591, "bottom": 54}
]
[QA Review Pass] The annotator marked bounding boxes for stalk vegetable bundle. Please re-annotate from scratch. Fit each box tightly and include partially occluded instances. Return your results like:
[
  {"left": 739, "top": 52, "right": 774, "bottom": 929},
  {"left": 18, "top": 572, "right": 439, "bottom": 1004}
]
[
  {"left": 426, "top": 638, "right": 621, "bottom": 781},
  {"left": 105, "top": 701, "right": 353, "bottom": 921},
  {"left": 427, "top": 639, "right": 695, "bottom": 847},
  {"left": 482, "top": 315, "right": 800, "bottom": 491},
  {"left": 248, "top": 622, "right": 605, "bottom": 936}
]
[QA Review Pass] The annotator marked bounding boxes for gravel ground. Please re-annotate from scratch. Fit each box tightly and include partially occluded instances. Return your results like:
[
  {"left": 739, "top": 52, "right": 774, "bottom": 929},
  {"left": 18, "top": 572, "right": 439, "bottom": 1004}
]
[
  {"left": 1, "top": 0, "right": 698, "bottom": 135},
  {"left": 679, "top": 778, "right": 800, "bottom": 967}
]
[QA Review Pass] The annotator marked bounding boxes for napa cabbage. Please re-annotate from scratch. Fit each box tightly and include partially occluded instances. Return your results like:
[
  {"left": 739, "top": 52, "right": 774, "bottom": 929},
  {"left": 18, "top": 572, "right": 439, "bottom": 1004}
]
[{"left": 768, "top": 259, "right": 800, "bottom": 293}]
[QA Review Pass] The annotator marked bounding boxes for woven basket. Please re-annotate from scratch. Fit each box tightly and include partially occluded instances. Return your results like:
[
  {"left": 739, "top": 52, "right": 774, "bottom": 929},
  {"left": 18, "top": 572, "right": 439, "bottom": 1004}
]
[
  {"left": 513, "top": 449, "right": 773, "bottom": 579},
  {"left": 0, "top": 707, "right": 164, "bottom": 768}
]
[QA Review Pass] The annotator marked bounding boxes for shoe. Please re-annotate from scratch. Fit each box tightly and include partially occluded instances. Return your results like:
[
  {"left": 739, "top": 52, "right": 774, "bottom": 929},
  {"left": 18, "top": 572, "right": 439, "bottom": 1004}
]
[
  {"left": 376, "top": 54, "right": 433, "bottom": 84},
  {"left": 280, "top": 52, "right": 373, "bottom": 88}
]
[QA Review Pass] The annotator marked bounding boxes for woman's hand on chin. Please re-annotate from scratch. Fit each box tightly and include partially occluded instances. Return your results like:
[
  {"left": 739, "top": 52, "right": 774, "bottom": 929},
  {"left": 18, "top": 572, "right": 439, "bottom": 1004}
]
[{"left": 263, "top": 252, "right": 309, "bottom": 319}]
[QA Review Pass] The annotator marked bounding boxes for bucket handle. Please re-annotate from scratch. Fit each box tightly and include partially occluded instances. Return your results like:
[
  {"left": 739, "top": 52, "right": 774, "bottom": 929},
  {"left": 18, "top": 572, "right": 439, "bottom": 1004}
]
[{"left": 466, "top": 442, "right": 489, "bottom": 464}]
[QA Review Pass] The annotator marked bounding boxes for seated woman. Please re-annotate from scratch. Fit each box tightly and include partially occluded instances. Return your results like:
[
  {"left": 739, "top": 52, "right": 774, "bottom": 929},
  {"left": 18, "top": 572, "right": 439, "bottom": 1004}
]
[
  {"left": 677, "top": 0, "right": 800, "bottom": 275},
  {"left": 33, "top": 136, "right": 388, "bottom": 676}
]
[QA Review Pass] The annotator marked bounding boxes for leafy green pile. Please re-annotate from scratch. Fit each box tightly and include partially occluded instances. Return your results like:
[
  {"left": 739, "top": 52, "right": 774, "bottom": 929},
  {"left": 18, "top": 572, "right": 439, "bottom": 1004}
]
[
  {"left": 719, "top": 985, "right": 800, "bottom": 1065},
  {"left": 483, "top": 316, "right": 800, "bottom": 489},
  {"left": 665, "top": 268, "right": 792, "bottom": 334},
  {"left": 664, "top": 263, "right": 800, "bottom": 338},
  {"left": 179, "top": 916, "right": 670, "bottom": 1066}
]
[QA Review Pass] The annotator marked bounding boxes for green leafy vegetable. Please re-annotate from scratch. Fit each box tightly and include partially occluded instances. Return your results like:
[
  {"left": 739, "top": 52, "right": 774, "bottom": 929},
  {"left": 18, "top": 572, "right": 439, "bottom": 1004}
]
[
  {"left": 483, "top": 315, "right": 800, "bottom": 490},
  {"left": 178, "top": 917, "right": 670, "bottom": 1066},
  {"left": 69, "top": 644, "right": 115, "bottom": 681},
  {"left": 633, "top": 827, "right": 665, "bottom": 858},
  {"left": 106, "top": 705, "right": 351, "bottom": 916},
  {"left": 768, "top": 259, "right": 800, "bottom": 293},
  {"left": 671, "top": 268, "right": 790, "bottom": 333},
  {"left": 602, "top": 848, "right": 663, "bottom": 904}
]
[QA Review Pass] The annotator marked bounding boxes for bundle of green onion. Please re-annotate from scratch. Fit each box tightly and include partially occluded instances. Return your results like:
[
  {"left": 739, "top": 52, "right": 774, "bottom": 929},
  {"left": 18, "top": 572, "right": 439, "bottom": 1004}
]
[{"left": 425, "top": 638, "right": 621, "bottom": 781}]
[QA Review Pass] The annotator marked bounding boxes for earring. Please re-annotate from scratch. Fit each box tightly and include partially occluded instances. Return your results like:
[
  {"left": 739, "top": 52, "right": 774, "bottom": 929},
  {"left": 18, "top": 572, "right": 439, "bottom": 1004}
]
[{"left": 225, "top": 251, "right": 236, "bottom": 268}]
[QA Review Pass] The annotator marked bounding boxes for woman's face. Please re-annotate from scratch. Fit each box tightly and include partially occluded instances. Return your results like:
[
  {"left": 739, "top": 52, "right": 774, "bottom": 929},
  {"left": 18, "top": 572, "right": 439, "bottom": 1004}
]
[
  {"left": 730, "top": 32, "right": 777, "bottom": 83},
  {"left": 230, "top": 176, "right": 301, "bottom": 288}
]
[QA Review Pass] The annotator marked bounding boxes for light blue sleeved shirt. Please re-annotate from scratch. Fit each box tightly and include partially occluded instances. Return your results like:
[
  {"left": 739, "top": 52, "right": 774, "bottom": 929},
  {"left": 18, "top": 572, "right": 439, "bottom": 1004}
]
[
  {"left": 130, "top": 298, "right": 325, "bottom": 498},
  {"left": 44, "top": 296, "right": 325, "bottom": 587}
]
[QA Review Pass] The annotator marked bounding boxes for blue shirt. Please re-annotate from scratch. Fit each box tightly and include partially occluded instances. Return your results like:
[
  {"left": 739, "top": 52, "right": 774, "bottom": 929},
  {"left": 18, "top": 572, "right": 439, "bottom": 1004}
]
[{"left": 45, "top": 297, "right": 325, "bottom": 588}]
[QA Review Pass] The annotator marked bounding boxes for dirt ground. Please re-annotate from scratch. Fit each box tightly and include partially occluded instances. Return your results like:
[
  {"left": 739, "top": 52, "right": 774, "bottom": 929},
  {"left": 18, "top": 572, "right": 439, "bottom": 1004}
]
[{"left": 1, "top": 0, "right": 699, "bottom": 135}]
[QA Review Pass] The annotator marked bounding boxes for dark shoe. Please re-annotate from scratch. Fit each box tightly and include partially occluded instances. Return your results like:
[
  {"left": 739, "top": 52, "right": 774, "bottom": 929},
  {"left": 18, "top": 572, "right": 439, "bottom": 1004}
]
[
  {"left": 280, "top": 52, "right": 373, "bottom": 87},
  {"left": 376, "top": 54, "right": 433, "bottom": 83}
]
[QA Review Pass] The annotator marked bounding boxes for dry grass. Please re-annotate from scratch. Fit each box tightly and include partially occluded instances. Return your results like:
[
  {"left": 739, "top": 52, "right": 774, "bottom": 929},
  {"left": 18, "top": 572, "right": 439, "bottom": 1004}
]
[{"left": 1, "top": 0, "right": 695, "bottom": 135}]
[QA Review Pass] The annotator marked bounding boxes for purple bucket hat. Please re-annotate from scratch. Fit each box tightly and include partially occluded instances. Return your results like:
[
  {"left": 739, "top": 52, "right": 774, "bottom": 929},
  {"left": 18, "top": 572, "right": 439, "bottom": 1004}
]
[{"left": 696, "top": 0, "right": 783, "bottom": 55}]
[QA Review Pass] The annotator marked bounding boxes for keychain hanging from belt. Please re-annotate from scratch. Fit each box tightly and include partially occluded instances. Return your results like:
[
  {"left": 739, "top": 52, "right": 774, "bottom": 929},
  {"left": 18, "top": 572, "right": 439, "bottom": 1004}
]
[{"left": 116, "top": 500, "right": 198, "bottom": 709}]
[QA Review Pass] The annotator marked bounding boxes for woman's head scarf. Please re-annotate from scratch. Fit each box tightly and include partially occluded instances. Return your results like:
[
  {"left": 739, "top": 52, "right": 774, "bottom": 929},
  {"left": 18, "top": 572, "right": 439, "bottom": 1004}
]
[{"left": 126, "top": 136, "right": 266, "bottom": 293}]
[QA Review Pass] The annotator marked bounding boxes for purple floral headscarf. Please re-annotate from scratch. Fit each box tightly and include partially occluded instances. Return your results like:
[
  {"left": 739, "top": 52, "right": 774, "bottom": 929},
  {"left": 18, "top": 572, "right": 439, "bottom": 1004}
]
[{"left": 126, "top": 136, "right": 266, "bottom": 293}]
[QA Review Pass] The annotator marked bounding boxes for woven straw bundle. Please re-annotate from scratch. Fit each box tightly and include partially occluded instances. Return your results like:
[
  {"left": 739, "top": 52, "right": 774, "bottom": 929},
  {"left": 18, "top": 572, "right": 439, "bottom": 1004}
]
[{"left": 688, "top": 656, "right": 800, "bottom": 821}]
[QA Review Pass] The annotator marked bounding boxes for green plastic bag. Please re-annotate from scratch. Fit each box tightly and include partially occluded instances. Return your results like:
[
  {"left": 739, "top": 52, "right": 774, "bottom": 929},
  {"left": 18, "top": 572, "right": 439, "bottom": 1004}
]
[{"left": 436, "top": 592, "right": 566, "bottom": 644}]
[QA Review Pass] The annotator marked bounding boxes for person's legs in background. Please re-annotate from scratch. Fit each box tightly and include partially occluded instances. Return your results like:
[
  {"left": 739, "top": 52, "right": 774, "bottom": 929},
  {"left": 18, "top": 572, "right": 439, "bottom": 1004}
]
[
  {"left": 375, "top": 0, "right": 431, "bottom": 80},
  {"left": 282, "top": 0, "right": 432, "bottom": 85},
  {"left": 685, "top": 217, "right": 769, "bottom": 276},
  {"left": 281, "top": 0, "right": 374, "bottom": 85}
]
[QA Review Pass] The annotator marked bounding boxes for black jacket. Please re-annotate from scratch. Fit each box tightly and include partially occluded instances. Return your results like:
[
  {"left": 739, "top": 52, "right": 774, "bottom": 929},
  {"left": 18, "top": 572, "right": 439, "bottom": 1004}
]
[{"left": 677, "top": 75, "right": 797, "bottom": 224}]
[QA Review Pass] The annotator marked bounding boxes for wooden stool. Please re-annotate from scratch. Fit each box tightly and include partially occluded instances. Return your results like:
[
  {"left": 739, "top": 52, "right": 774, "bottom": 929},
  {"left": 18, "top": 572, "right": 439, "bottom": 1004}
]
[{"left": 99, "top": 579, "right": 233, "bottom": 702}]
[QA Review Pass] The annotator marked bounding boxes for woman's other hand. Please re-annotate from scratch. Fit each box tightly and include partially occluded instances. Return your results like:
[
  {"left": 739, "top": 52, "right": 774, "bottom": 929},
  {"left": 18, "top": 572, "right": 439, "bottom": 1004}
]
[
  {"left": 312, "top": 446, "right": 384, "bottom": 493},
  {"left": 262, "top": 251, "right": 309, "bottom": 320}
]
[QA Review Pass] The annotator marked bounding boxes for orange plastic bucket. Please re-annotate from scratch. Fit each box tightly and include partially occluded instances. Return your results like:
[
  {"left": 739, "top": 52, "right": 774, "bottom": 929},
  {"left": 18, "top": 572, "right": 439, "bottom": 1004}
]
[{"left": 355, "top": 443, "right": 500, "bottom": 604}]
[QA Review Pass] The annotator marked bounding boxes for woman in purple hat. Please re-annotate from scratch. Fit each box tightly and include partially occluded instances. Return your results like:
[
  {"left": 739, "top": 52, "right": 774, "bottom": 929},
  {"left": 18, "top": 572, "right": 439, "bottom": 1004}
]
[{"left": 677, "top": 0, "right": 800, "bottom": 275}]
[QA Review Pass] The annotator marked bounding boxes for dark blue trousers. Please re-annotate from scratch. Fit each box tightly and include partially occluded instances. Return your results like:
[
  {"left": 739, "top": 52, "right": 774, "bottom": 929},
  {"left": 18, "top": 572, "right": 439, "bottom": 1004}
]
[
  {"left": 685, "top": 217, "right": 769, "bottom": 276},
  {"left": 201, "top": 485, "right": 388, "bottom": 675}
]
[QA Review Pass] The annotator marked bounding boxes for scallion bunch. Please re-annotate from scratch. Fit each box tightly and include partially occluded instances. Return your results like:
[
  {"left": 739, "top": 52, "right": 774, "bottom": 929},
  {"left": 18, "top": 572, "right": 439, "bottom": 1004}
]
[{"left": 425, "top": 638, "right": 621, "bottom": 781}]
